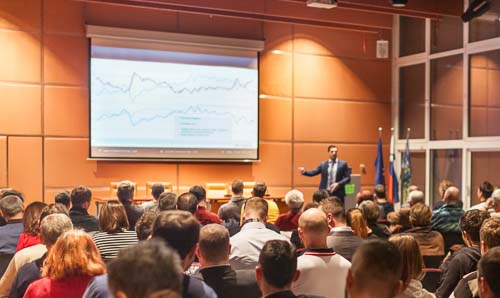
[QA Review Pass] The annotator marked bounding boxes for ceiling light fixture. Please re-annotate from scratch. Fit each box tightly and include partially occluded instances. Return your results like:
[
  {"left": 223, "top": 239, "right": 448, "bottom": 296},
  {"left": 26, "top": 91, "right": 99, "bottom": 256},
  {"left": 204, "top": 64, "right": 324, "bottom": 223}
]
[
  {"left": 306, "top": 0, "right": 338, "bottom": 9},
  {"left": 391, "top": 0, "right": 408, "bottom": 7}
]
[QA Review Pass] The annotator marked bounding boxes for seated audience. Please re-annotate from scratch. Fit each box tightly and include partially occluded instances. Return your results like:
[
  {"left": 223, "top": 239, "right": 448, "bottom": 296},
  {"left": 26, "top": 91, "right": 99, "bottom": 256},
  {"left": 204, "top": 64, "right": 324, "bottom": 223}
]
[
  {"left": 152, "top": 210, "right": 217, "bottom": 298},
  {"left": 346, "top": 208, "right": 370, "bottom": 239},
  {"left": 54, "top": 191, "right": 71, "bottom": 209},
  {"left": 116, "top": 181, "right": 144, "bottom": 231},
  {"left": 230, "top": 197, "right": 290, "bottom": 270},
  {"left": 0, "top": 195, "right": 24, "bottom": 254},
  {"left": 24, "top": 230, "right": 106, "bottom": 298},
  {"left": 16, "top": 201, "right": 46, "bottom": 251},
  {"left": 190, "top": 185, "right": 221, "bottom": 225},
  {"left": 251, "top": 181, "right": 280, "bottom": 224},
  {"left": 0, "top": 205, "right": 69, "bottom": 297},
  {"left": 433, "top": 180, "right": 454, "bottom": 211},
  {"left": 359, "top": 200, "right": 391, "bottom": 239},
  {"left": 108, "top": 240, "right": 183, "bottom": 298},
  {"left": 312, "top": 189, "right": 329, "bottom": 204},
  {"left": 476, "top": 247, "right": 500, "bottom": 298},
  {"left": 135, "top": 210, "right": 158, "bottom": 241},
  {"left": 451, "top": 217, "right": 500, "bottom": 298},
  {"left": 291, "top": 208, "right": 351, "bottom": 298},
  {"left": 389, "top": 234, "right": 434, "bottom": 298},
  {"left": 92, "top": 200, "right": 138, "bottom": 262},
  {"left": 8, "top": 212, "right": 72, "bottom": 298},
  {"left": 432, "top": 186, "right": 465, "bottom": 234},
  {"left": 177, "top": 192, "right": 199, "bottom": 214},
  {"left": 321, "top": 197, "right": 362, "bottom": 262},
  {"left": 218, "top": 180, "right": 246, "bottom": 236},
  {"left": 256, "top": 240, "right": 316, "bottom": 298},
  {"left": 490, "top": 189, "right": 500, "bottom": 217},
  {"left": 194, "top": 224, "right": 260, "bottom": 298},
  {"left": 403, "top": 203, "right": 445, "bottom": 256},
  {"left": 346, "top": 239, "right": 404, "bottom": 298},
  {"left": 141, "top": 183, "right": 164, "bottom": 212},
  {"left": 356, "top": 190, "right": 374, "bottom": 206},
  {"left": 387, "top": 210, "right": 411, "bottom": 234},
  {"left": 374, "top": 184, "right": 394, "bottom": 220},
  {"left": 69, "top": 186, "right": 99, "bottom": 232},
  {"left": 158, "top": 191, "right": 177, "bottom": 211},
  {"left": 408, "top": 190, "right": 425, "bottom": 207},
  {"left": 470, "top": 181, "right": 494, "bottom": 211},
  {"left": 436, "top": 209, "right": 490, "bottom": 298},
  {"left": 0, "top": 190, "right": 23, "bottom": 227},
  {"left": 275, "top": 190, "right": 304, "bottom": 231}
]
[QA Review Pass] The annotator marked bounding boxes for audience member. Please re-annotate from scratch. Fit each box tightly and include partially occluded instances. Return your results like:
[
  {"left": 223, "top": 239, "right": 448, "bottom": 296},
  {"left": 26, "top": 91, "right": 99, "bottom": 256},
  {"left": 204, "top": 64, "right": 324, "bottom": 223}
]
[
  {"left": 158, "top": 191, "right": 177, "bottom": 211},
  {"left": 374, "top": 184, "right": 394, "bottom": 220},
  {"left": 177, "top": 192, "right": 199, "bottom": 214},
  {"left": 471, "top": 181, "right": 494, "bottom": 211},
  {"left": 321, "top": 197, "right": 362, "bottom": 262},
  {"left": 190, "top": 185, "right": 221, "bottom": 225},
  {"left": 194, "top": 224, "right": 260, "bottom": 298},
  {"left": 92, "top": 200, "right": 138, "bottom": 262},
  {"left": 492, "top": 189, "right": 500, "bottom": 217},
  {"left": 135, "top": 210, "right": 158, "bottom": 241},
  {"left": 257, "top": 240, "right": 316, "bottom": 298},
  {"left": 54, "top": 191, "right": 71, "bottom": 209},
  {"left": 0, "top": 189, "right": 24, "bottom": 226},
  {"left": 389, "top": 234, "right": 433, "bottom": 298},
  {"left": 356, "top": 190, "right": 373, "bottom": 206},
  {"left": 116, "top": 181, "right": 144, "bottom": 231},
  {"left": 403, "top": 203, "right": 444, "bottom": 256},
  {"left": 0, "top": 195, "right": 24, "bottom": 254},
  {"left": 250, "top": 181, "right": 280, "bottom": 224},
  {"left": 69, "top": 186, "right": 99, "bottom": 232},
  {"left": 346, "top": 208, "right": 370, "bottom": 239},
  {"left": 432, "top": 186, "right": 465, "bottom": 234},
  {"left": 433, "top": 180, "right": 454, "bottom": 211},
  {"left": 359, "top": 200, "right": 390, "bottom": 239},
  {"left": 16, "top": 201, "right": 46, "bottom": 251},
  {"left": 291, "top": 208, "right": 351, "bottom": 298},
  {"left": 275, "top": 190, "right": 304, "bottom": 231},
  {"left": 108, "top": 240, "right": 183, "bottom": 298},
  {"left": 218, "top": 180, "right": 246, "bottom": 236},
  {"left": 24, "top": 230, "right": 106, "bottom": 298},
  {"left": 312, "top": 189, "right": 329, "bottom": 204},
  {"left": 230, "top": 197, "right": 290, "bottom": 270},
  {"left": 8, "top": 213, "right": 72, "bottom": 298},
  {"left": 436, "top": 209, "right": 490, "bottom": 298},
  {"left": 476, "top": 247, "right": 500, "bottom": 298},
  {"left": 346, "top": 239, "right": 404, "bottom": 298},
  {"left": 408, "top": 190, "right": 425, "bottom": 207},
  {"left": 387, "top": 210, "right": 411, "bottom": 234},
  {"left": 141, "top": 183, "right": 164, "bottom": 212}
]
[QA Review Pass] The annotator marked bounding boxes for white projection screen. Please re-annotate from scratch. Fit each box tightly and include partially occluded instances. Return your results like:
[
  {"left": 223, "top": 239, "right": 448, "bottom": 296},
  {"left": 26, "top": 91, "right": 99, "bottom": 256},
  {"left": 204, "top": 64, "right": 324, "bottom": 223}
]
[{"left": 87, "top": 26, "right": 263, "bottom": 161}]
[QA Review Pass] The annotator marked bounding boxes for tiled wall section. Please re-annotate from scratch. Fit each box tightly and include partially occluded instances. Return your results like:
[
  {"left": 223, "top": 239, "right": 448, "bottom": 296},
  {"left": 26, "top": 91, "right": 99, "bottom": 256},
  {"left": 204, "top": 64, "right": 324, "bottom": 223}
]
[{"left": 0, "top": 0, "right": 391, "bottom": 207}]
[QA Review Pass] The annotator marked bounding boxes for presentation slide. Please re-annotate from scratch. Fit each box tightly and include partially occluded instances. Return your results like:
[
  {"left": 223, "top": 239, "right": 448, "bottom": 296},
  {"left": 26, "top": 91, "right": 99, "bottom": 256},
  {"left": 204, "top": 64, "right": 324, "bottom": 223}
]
[{"left": 90, "top": 45, "right": 259, "bottom": 160}]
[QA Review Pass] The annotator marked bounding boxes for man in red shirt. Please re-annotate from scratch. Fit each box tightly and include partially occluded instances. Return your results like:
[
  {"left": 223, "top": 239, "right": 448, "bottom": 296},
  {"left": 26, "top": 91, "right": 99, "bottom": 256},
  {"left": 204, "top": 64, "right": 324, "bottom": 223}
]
[{"left": 190, "top": 185, "right": 221, "bottom": 225}]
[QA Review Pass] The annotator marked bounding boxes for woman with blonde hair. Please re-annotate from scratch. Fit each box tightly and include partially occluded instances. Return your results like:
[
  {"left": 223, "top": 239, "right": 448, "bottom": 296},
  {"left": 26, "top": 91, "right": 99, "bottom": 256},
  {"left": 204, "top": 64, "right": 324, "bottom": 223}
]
[
  {"left": 23, "top": 230, "right": 106, "bottom": 298},
  {"left": 346, "top": 208, "right": 371, "bottom": 239},
  {"left": 92, "top": 200, "right": 138, "bottom": 262},
  {"left": 389, "top": 234, "right": 434, "bottom": 298}
]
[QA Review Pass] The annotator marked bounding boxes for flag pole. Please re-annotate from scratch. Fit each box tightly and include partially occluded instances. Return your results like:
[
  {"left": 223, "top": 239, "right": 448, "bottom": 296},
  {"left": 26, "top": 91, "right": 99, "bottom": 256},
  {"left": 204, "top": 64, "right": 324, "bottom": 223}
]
[
  {"left": 378, "top": 127, "right": 383, "bottom": 137},
  {"left": 406, "top": 127, "right": 411, "bottom": 140}
]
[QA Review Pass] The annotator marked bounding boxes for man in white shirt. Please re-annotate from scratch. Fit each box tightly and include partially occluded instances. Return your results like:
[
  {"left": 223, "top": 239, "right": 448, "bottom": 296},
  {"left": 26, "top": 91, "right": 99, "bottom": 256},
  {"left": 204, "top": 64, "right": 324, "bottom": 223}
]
[
  {"left": 229, "top": 197, "right": 290, "bottom": 270},
  {"left": 291, "top": 208, "right": 351, "bottom": 298}
]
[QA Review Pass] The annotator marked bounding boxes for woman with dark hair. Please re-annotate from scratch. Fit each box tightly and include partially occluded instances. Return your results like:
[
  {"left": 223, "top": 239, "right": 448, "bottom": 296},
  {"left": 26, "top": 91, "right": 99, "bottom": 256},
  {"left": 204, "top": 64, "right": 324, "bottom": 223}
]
[
  {"left": 17, "top": 201, "right": 47, "bottom": 251},
  {"left": 24, "top": 230, "right": 106, "bottom": 298},
  {"left": 91, "top": 200, "right": 138, "bottom": 262},
  {"left": 389, "top": 234, "right": 434, "bottom": 298}
]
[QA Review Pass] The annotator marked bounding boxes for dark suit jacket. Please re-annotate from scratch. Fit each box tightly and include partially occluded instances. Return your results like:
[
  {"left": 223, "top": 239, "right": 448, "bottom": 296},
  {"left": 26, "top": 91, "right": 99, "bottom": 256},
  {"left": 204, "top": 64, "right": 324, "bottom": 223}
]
[
  {"left": 326, "top": 229, "right": 363, "bottom": 262},
  {"left": 195, "top": 265, "right": 261, "bottom": 298},
  {"left": 302, "top": 159, "right": 351, "bottom": 200}
]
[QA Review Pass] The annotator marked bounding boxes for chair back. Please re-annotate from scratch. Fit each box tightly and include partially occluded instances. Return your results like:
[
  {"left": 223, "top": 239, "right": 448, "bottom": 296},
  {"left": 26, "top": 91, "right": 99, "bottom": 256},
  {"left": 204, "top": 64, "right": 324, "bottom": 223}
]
[
  {"left": 421, "top": 268, "right": 441, "bottom": 292},
  {"left": 205, "top": 183, "right": 229, "bottom": 199},
  {"left": 422, "top": 255, "right": 444, "bottom": 269},
  {"left": 242, "top": 181, "right": 255, "bottom": 198},
  {"left": 441, "top": 231, "right": 465, "bottom": 255}
]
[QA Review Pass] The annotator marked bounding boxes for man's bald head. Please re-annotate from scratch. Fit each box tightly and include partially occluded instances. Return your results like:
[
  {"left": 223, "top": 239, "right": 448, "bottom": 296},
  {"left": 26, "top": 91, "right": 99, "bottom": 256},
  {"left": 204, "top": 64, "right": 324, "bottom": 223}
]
[
  {"left": 444, "top": 186, "right": 460, "bottom": 204},
  {"left": 299, "top": 208, "right": 329, "bottom": 234}
]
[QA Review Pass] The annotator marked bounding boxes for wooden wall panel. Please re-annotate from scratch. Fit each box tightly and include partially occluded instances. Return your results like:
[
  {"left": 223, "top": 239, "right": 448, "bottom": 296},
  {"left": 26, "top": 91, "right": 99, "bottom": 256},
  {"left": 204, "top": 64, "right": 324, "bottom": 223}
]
[
  {"left": 44, "top": 0, "right": 84, "bottom": 35},
  {"left": 252, "top": 142, "right": 292, "bottom": 186},
  {"left": 262, "top": 23, "right": 293, "bottom": 52},
  {"left": 8, "top": 137, "right": 43, "bottom": 205},
  {"left": 260, "top": 51, "right": 293, "bottom": 97},
  {"left": 0, "top": 30, "right": 41, "bottom": 83},
  {"left": 0, "top": 137, "right": 6, "bottom": 187},
  {"left": 178, "top": 164, "right": 253, "bottom": 189},
  {"left": 44, "top": 86, "right": 88, "bottom": 137},
  {"left": 294, "top": 99, "right": 391, "bottom": 143},
  {"left": 43, "top": 35, "right": 88, "bottom": 85},
  {"left": 294, "top": 54, "right": 390, "bottom": 102},
  {"left": 0, "top": 84, "right": 41, "bottom": 135},
  {"left": 470, "top": 68, "right": 487, "bottom": 106},
  {"left": 178, "top": 13, "right": 263, "bottom": 40},
  {"left": 260, "top": 97, "right": 292, "bottom": 141},
  {"left": 0, "top": 0, "right": 41, "bottom": 31}
]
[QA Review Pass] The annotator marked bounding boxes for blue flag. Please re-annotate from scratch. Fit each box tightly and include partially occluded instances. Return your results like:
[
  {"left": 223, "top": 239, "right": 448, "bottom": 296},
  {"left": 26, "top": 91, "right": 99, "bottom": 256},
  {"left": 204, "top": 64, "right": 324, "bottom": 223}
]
[
  {"left": 374, "top": 136, "right": 385, "bottom": 186},
  {"left": 401, "top": 137, "right": 412, "bottom": 203}
]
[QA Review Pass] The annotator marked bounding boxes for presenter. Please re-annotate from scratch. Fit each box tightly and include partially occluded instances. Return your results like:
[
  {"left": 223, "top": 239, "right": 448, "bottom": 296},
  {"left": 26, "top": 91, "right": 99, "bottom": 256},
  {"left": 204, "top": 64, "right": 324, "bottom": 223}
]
[{"left": 298, "top": 145, "right": 351, "bottom": 203}]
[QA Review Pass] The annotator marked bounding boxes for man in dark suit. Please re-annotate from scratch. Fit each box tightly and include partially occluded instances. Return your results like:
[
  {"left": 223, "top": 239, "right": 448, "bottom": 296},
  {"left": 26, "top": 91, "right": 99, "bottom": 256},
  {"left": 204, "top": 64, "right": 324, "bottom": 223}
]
[
  {"left": 194, "top": 224, "right": 261, "bottom": 298},
  {"left": 299, "top": 145, "right": 351, "bottom": 203}
]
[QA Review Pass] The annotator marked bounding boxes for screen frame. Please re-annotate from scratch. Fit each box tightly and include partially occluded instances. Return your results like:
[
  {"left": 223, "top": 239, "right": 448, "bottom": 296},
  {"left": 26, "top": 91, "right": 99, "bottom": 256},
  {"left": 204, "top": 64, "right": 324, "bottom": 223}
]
[{"left": 87, "top": 41, "right": 261, "bottom": 162}]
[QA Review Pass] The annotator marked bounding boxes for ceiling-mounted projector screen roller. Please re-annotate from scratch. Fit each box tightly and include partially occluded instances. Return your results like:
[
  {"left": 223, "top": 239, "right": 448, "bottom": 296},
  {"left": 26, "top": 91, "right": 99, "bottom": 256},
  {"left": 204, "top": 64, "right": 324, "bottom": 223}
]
[{"left": 87, "top": 26, "right": 263, "bottom": 161}]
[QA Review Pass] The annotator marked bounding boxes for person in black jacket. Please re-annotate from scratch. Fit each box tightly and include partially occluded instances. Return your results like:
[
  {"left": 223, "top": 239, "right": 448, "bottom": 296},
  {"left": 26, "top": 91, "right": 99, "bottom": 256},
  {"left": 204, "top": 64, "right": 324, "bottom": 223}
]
[{"left": 68, "top": 186, "right": 99, "bottom": 232}]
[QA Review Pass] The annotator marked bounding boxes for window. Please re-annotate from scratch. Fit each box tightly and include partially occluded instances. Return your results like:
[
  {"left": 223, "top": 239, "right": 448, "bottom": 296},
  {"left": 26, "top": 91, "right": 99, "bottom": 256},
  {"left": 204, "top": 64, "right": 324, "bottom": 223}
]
[
  {"left": 431, "top": 149, "right": 462, "bottom": 207},
  {"left": 469, "top": 1, "right": 500, "bottom": 42},
  {"left": 399, "top": 16, "right": 425, "bottom": 57},
  {"left": 399, "top": 64, "right": 425, "bottom": 139},
  {"left": 431, "top": 16, "right": 463, "bottom": 53},
  {"left": 471, "top": 151, "right": 500, "bottom": 206}
]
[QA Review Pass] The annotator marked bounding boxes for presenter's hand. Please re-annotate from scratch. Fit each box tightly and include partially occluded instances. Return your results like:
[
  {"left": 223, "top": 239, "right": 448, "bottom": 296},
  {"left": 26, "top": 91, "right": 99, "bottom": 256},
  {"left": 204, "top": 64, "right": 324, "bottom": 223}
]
[
  {"left": 329, "top": 183, "right": 339, "bottom": 193},
  {"left": 298, "top": 167, "right": 305, "bottom": 174}
]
